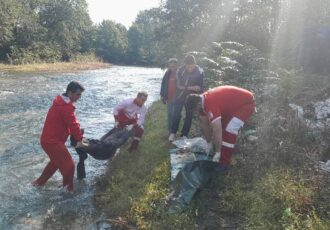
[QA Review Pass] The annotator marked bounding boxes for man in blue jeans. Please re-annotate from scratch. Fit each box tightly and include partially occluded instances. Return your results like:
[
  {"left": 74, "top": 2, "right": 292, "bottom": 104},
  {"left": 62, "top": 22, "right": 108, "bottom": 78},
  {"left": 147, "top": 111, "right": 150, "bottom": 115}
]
[
  {"left": 160, "top": 58, "right": 178, "bottom": 134},
  {"left": 168, "top": 54, "right": 204, "bottom": 141}
]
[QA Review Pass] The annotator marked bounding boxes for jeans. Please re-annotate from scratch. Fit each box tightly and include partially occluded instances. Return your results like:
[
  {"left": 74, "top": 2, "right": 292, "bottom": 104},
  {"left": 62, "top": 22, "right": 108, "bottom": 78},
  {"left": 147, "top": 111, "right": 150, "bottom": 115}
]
[
  {"left": 167, "top": 101, "right": 175, "bottom": 132},
  {"left": 170, "top": 99, "right": 194, "bottom": 137}
]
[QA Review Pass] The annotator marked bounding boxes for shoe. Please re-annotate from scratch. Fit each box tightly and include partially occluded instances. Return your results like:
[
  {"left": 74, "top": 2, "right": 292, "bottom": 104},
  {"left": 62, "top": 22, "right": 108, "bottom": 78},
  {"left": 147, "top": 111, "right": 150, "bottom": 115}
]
[
  {"left": 62, "top": 185, "right": 74, "bottom": 194},
  {"left": 168, "top": 133, "right": 176, "bottom": 142},
  {"left": 181, "top": 136, "right": 187, "bottom": 140},
  {"left": 128, "top": 139, "right": 139, "bottom": 152},
  {"left": 31, "top": 180, "right": 43, "bottom": 187}
]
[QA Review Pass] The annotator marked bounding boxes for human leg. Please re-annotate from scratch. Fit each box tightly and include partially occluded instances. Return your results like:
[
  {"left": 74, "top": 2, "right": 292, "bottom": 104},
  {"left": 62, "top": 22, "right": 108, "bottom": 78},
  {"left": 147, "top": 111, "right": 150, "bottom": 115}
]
[
  {"left": 32, "top": 142, "right": 60, "bottom": 186},
  {"left": 219, "top": 103, "right": 255, "bottom": 165},
  {"left": 169, "top": 100, "right": 184, "bottom": 140},
  {"left": 181, "top": 103, "right": 194, "bottom": 137},
  {"left": 129, "top": 125, "right": 144, "bottom": 151},
  {"left": 167, "top": 101, "right": 175, "bottom": 133}
]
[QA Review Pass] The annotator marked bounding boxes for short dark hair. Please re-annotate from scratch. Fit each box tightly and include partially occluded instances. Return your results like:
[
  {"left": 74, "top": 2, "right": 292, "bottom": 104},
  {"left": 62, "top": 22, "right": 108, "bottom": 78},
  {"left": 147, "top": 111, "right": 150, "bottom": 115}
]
[
  {"left": 185, "top": 94, "right": 201, "bottom": 111},
  {"left": 137, "top": 91, "right": 148, "bottom": 98},
  {"left": 168, "top": 58, "right": 178, "bottom": 64},
  {"left": 184, "top": 54, "right": 196, "bottom": 65},
  {"left": 66, "top": 81, "right": 85, "bottom": 93}
]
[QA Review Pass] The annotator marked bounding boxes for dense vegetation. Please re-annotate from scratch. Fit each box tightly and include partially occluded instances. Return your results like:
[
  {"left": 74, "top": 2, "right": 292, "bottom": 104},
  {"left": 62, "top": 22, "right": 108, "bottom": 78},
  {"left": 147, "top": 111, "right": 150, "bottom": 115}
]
[
  {"left": 94, "top": 39, "right": 330, "bottom": 229},
  {"left": 0, "top": 0, "right": 329, "bottom": 74}
]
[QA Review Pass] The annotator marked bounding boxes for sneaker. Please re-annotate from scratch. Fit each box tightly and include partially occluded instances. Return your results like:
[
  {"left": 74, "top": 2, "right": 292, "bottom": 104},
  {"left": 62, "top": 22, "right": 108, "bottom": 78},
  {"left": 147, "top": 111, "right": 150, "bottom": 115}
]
[
  {"left": 181, "top": 136, "right": 188, "bottom": 140},
  {"left": 61, "top": 185, "right": 74, "bottom": 194},
  {"left": 31, "top": 180, "right": 43, "bottom": 187},
  {"left": 168, "top": 133, "right": 176, "bottom": 142}
]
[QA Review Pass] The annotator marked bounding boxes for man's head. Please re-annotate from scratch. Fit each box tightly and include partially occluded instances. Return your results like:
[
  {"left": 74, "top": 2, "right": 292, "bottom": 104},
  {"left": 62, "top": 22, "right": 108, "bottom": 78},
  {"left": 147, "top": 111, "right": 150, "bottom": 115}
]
[
  {"left": 184, "top": 54, "right": 196, "bottom": 73},
  {"left": 168, "top": 58, "right": 178, "bottom": 72},
  {"left": 66, "top": 81, "right": 85, "bottom": 102},
  {"left": 185, "top": 94, "right": 202, "bottom": 112},
  {"left": 135, "top": 91, "right": 148, "bottom": 106}
]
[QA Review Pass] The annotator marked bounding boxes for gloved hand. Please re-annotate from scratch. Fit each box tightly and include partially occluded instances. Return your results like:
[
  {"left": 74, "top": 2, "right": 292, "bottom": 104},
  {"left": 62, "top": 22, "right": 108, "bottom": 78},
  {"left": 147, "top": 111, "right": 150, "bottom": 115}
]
[
  {"left": 212, "top": 152, "right": 221, "bottom": 162},
  {"left": 75, "top": 138, "right": 89, "bottom": 148}
]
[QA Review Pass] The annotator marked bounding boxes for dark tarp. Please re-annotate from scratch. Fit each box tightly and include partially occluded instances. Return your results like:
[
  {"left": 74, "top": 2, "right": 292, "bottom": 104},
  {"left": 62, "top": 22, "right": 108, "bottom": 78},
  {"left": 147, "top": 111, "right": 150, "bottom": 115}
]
[
  {"left": 71, "top": 127, "right": 131, "bottom": 179},
  {"left": 168, "top": 138, "right": 228, "bottom": 213}
]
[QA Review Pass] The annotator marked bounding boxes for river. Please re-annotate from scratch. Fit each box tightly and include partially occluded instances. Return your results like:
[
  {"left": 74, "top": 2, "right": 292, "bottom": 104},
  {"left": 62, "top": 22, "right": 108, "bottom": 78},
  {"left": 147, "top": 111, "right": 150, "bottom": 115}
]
[{"left": 0, "top": 66, "right": 163, "bottom": 229}]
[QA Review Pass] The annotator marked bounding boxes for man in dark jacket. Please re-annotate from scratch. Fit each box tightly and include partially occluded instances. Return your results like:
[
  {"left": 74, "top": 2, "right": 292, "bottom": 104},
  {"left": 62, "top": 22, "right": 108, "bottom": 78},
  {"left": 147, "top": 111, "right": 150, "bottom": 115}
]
[
  {"left": 168, "top": 54, "right": 204, "bottom": 141},
  {"left": 160, "top": 58, "right": 178, "bottom": 133},
  {"left": 32, "top": 81, "right": 87, "bottom": 193}
]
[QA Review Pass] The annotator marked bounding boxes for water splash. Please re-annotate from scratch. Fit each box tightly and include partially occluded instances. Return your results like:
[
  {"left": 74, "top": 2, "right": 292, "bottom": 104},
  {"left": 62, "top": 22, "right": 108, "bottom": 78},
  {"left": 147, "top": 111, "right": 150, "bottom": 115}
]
[{"left": 0, "top": 66, "right": 163, "bottom": 229}]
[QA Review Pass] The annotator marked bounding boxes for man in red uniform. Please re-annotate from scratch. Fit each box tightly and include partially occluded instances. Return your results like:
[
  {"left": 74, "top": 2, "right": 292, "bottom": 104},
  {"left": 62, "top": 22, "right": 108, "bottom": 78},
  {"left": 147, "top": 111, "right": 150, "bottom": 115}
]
[
  {"left": 186, "top": 86, "right": 256, "bottom": 167},
  {"left": 32, "top": 81, "right": 87, "bottom": 193},
  {"left": 113, "top": 92, "right": 148, "bottom": 152}
]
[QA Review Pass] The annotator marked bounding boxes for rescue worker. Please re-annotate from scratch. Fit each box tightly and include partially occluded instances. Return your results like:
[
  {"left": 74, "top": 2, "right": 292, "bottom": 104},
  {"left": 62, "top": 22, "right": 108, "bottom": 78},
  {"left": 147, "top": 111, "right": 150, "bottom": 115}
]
[
  {"left": 32, "top": 81, "right": 88, "bottom": 193},
  {"left": 113, "top": 92, "right": 148, "bottom": 151},
  {"left": 185, "top": 85, "right": 256, "bottom": 167}
]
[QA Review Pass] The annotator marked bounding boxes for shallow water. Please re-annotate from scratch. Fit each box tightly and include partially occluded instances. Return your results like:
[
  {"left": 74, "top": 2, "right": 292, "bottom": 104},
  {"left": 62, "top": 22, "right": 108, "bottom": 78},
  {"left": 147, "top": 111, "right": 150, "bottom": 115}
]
[{"left": 0, "top": 66, "right": 163, "bottom": 229}]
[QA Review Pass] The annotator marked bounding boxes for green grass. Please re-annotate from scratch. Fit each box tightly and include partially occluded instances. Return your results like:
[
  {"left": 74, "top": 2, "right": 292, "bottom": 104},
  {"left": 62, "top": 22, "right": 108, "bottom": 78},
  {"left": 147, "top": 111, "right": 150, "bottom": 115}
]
[
  {"left": 95, "top": 92, "right": 330, "bottom": 229},
  {"left": 94, "top": 101, "right": 195, "bottom": 229}
]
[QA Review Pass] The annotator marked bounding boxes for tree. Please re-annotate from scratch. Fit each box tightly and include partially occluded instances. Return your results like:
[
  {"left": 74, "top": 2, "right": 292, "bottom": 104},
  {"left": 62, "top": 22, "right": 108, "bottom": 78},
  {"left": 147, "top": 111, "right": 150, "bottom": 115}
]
[
  {"left": 131, "top": 8, "right": 163, "bottom": 65},
  {"left": 94, "top": 20, "right": 128, "bottom": 63},
  {"left": 0, "top": 0, "right": 24, "bottom": 60},
  {"left": 39, "top": 0, "right": 93, "bottom": 60}
]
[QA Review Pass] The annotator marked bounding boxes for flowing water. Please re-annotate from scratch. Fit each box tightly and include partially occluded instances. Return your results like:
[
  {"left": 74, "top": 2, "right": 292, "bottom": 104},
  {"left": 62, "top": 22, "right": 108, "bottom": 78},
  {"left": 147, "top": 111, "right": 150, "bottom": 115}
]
[{"left": 0, "top": 66, "right": 163, "bottom": 229}]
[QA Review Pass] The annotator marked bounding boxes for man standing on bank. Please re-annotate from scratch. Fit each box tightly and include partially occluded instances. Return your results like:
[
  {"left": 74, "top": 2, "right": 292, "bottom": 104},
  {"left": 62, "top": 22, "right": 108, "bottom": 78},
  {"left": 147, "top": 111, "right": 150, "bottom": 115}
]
[
  {"left": 168, "top": 54, "right": 204, "bottom": 141},
  {"left": 160, "top": 58, "right": 178, "bottom": 134},
  {"left": 32, "top": 81, "right": 87, "bottom": 193},
  {"left": 185, "top": 85, "right": 256, "bottom": 167}
]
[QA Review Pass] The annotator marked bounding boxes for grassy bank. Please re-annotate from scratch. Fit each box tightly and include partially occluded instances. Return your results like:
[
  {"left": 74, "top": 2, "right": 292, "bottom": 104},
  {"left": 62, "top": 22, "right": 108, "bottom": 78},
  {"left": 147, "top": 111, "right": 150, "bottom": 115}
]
[
  {"left": 95, "top": 76, "right": 330, "bottom": 229},
  {"left": 0, "top": 61, "right": 111, "bottom": 73},
  {"left": 94, "top": 101, "right": 195, "bottom": 229}
]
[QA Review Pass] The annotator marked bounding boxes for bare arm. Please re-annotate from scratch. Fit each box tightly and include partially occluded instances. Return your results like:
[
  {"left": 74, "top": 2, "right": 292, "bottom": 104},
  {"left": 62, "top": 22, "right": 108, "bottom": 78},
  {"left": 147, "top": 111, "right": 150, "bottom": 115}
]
[
  {"left": 211, "top": 119, "right": 222, "bottom": 153},
  {"left": 199, "top": 115, "right": 212, "bottom": 142}
]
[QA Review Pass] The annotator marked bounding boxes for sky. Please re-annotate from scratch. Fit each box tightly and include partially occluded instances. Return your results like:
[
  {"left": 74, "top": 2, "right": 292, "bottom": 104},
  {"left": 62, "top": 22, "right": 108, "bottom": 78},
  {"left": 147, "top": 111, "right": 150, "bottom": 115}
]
[{"left": 86, "top": 0, "right": 161, "bottom": 28}]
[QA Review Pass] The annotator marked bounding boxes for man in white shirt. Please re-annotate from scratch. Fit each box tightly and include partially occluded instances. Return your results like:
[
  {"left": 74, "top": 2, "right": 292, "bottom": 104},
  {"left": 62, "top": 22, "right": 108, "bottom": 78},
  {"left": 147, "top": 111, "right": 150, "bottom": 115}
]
[{"left": 113, "top": 92, "right": 148, "bottom": 151}]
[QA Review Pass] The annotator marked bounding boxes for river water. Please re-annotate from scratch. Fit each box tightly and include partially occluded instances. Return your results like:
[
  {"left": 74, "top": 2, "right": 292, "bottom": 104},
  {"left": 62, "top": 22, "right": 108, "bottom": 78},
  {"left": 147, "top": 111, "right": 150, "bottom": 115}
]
[{"left": 0, "top": 66, "right": 163, "bottom": 229}]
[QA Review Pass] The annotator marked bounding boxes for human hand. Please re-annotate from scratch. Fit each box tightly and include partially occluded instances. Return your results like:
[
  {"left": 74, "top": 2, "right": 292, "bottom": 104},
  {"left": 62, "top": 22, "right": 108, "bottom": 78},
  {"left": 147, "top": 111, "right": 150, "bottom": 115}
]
[
  {"left": 75, "top": 138, "right": 89, "bottom": 148},
  {"left": 189, "top": 86, "right": 201, "bottom": 92},
  {"left": 212, "top": 152, "right": 221, "bottom": 162},
  {"left": 161, "top": 98, "right": 166, "bottom": 104}
]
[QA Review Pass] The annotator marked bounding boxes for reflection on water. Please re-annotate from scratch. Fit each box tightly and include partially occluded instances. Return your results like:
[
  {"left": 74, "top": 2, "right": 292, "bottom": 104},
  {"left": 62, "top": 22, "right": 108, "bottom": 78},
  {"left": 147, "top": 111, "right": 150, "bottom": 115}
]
[{"left": 0, "top": 66, "right": 163, "bottom": 229}]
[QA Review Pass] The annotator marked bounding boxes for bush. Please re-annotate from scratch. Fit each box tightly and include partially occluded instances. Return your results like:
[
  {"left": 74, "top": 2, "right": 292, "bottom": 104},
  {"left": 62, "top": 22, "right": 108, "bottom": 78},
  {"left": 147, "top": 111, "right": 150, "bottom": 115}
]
[{"left": 9, "top": 42, "right": 62, "bottom": 64}]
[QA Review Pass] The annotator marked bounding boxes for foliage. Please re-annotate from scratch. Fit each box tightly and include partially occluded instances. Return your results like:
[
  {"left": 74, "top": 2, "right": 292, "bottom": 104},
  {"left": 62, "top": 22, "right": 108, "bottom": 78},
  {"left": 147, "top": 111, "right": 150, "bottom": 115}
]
[
  {"left": 94, "top": 20, "right": 128, "bottom": 63},
  {"left": 9, "top": 42, "right": 61, "bottom": 64},
  {"left": 0, "top": 0, "right": 94, "bottom": 64},
  {"left": 1, "top": 0, "right": 329, "bottom": 71},
  {"left": 127, "top": 8, "right": 163, "bottom": 66},
  {"left": 95, "top": 102, "right": 196, "bottom": 229},
  {"left": 218, "top": 167, "right": 329, "bottom": 230}
]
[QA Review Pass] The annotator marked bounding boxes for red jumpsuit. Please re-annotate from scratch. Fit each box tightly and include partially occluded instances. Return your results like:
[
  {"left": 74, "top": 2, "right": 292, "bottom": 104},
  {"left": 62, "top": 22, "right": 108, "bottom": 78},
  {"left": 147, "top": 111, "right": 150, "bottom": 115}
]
[
  {"left": 202, "top": 86, "right": 256, "bottom": 165},
  {"left": 33, "top": 95, "right": 83, "bottom": 192}
]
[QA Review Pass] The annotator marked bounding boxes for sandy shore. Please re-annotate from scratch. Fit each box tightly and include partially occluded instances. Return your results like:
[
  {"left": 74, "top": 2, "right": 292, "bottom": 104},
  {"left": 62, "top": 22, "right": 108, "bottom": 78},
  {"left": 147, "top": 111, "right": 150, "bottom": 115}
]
[{"left": 0, "top": 62, "right": 112, "bottom": 73}]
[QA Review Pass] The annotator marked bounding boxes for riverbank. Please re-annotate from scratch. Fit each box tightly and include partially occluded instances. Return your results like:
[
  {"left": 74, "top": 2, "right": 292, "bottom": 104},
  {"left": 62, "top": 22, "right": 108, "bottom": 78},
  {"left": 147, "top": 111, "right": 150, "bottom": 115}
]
[
  {"left": 94, "top": 74, "right": 330, "bottom": 229},
  {"left": 0, "top": 61, "right": 111, "bottom": 73}
]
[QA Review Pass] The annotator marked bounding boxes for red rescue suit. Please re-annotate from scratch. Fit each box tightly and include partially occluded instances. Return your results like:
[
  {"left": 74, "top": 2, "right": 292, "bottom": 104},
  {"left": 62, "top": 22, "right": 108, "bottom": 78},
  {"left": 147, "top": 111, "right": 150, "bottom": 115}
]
[
  {"left": 113, "top": 98, "right": 146, "bottom": 151},
  {"left": 33, "top": 95, "right": 83, "bottom": 192},
  {"left": 202, "top": 86, "right": 256, "bottom": 165}
]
